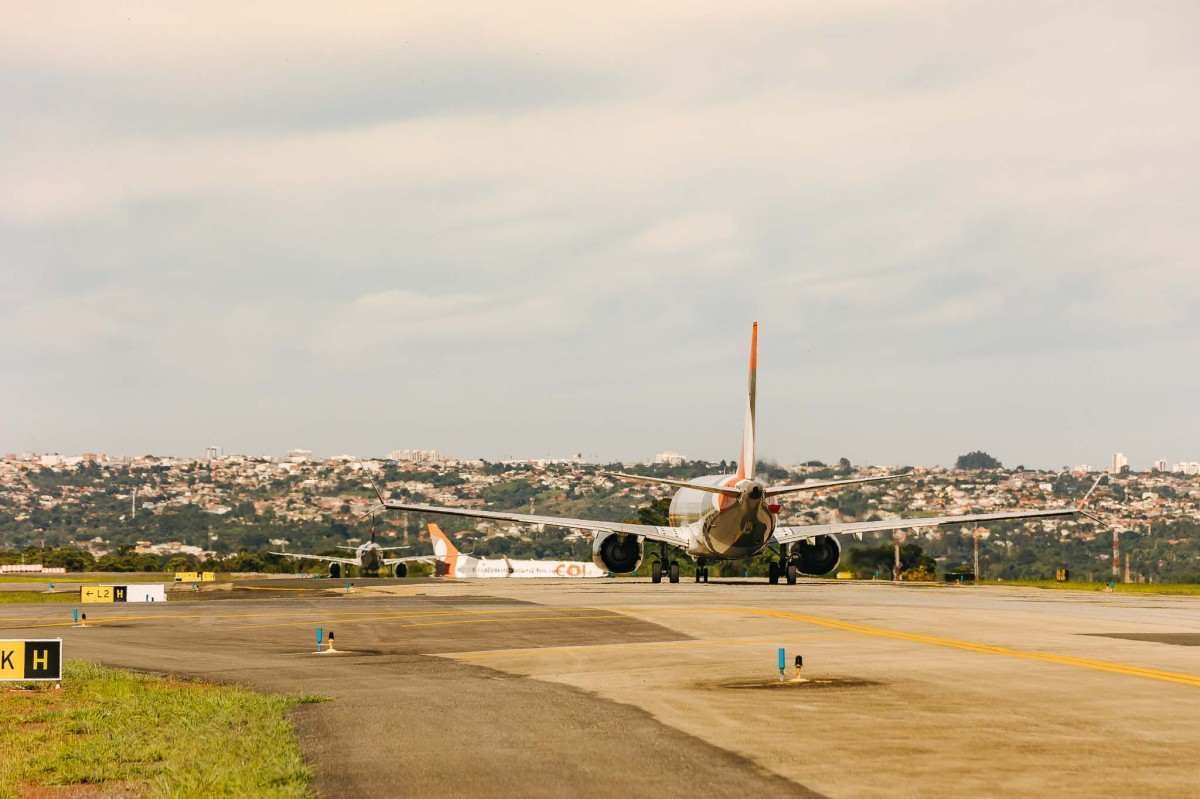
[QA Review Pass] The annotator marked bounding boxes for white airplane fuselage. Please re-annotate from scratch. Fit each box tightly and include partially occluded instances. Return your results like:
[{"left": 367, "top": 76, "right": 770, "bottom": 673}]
[
  {"left": 667, "top": 476, "right": 776, "bottom": 560},
  {"left": 445, "top": 554, "right": 608, "bottom": 579},
  {"left": 353, "top": 542, "right": 386, "bottom": 573}
]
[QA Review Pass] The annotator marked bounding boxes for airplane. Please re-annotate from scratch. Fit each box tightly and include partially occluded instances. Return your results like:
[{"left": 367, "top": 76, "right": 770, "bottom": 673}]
[
  {"left": 270, "top": 528, "right": 434, "bottom": 579},
  {"left": 381, "top": 322, "right": 1082, "bottom": 584},
  {"left": 425, "top": 523, "right": 608, "bottom": 579}
]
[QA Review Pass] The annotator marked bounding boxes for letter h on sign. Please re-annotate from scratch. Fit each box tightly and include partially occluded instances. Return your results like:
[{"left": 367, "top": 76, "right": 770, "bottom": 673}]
[{"left": 25, "top": 641, "right": 61, "bottom": 680}]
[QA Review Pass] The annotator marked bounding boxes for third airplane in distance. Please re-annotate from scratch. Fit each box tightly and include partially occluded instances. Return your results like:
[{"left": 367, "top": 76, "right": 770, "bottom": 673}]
[{"left": 382, "top": 322, "right": 1082, "bottom": 584}]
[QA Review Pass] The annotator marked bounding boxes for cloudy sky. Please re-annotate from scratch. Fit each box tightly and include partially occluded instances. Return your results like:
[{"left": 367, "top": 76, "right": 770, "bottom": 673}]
[{"left": 4, "top": 1, "right": 1198, "bottom": 468}]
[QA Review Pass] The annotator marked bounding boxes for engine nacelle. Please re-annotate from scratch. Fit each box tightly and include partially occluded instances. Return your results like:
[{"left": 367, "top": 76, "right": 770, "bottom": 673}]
[
  {"left": 328, "top": 563, "right": 342, "bottom": 579},
  {"left": 393, "top": 563, "right": 408, "bottom": 578},
  {"left": 592, "top": 531, "right": 643, "bottom": 574},
  {"left": 793, "top": 535, "right": 842, "bottom": 576}
]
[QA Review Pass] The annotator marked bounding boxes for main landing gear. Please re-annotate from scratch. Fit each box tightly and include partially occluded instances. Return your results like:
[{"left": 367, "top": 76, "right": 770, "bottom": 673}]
[
  {"left": 651, "top": 560, "right": 681, "bottom": 583},
  {"left": 768, "top": 544, "right": 799, "bottom": 585},
  {"left": 651, "top": 543, "right": 681, "bottom": 584},
  {"left": 694, "top": 559, "right": 710, "bottom": 583}
]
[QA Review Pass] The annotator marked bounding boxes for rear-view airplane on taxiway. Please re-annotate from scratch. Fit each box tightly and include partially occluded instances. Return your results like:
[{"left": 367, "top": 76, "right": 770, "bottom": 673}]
[
  {"left": 383, "top": 323, "right": 1082, "bottom": 584},
  {"left": 270, "top": 528, "right": 433, "bottom": 579}
]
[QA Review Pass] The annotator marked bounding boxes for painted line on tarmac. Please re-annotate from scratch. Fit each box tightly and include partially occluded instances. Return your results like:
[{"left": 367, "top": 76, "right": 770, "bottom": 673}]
[
  {"left": 220, "top": 610, "right": 625, "bottom": 633},
  {"left": 717, "top": 607, "right": 1200, "bottom": 689},
  {"left": 446, "top": 634, "right": 822, "bottom": 660},
  {"left": 0, "top": 604, "right": 550, "bottom": 631}
]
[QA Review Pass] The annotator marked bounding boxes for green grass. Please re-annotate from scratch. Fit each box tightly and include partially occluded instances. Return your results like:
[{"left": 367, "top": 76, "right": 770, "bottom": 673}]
[
  {"left": 0, "top": 591, "right": 79, "bottom": 604},
  {"left": 982, "top": 579, "right": 1200, "bottom": 596},
  {"left": 0, "top": 661, "right": 317, "bottom": 798}
]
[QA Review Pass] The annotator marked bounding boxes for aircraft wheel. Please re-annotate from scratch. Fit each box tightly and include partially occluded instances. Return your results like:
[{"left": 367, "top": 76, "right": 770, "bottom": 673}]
[
  {"left": 669, "top": 562, "right": 680, "bottom": 583},
  {"left": 768, "top": 562, "right": 780, "bottom": 585},
  {"left": 695, "top": 569, "right": 703, "bottom": 583},
  {"left": 651, "top": 561, "right": 663, "bottom": 584},
  {"left": 786, "top": 563, "right": 798, "bottom": 585}
]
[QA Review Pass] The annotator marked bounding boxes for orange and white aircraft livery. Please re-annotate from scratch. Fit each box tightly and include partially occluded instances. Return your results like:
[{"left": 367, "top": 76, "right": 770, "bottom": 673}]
[
  {"left": 427, "top": 524, "right": 607, "bottom": 579},
  {"left": 383, "top": 323, "right": 1081, "bottom": 584}
]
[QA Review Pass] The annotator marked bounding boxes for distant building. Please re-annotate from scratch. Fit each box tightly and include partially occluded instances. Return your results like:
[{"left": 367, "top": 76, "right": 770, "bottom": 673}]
[
  {"left": 653, "top": 451, "right": 687, "bottom": 466},
  {"left": 389, "top": 449, "right": 443, "bottom": 463},
  {"left": 0, "top": 564, "right": 66, "bottom": 574},
  {"left": 1110, "top": 453, "right": 1129, "bottom": 474},
  {"left": 286, "top": 448, "right": 314, "bottom": 463},
  {"left": 1173, "top": 461, "right": 1200, "bottom": 475},
  {"left": 1153, "top": 459, "right": 1169, "bottom": 472}
]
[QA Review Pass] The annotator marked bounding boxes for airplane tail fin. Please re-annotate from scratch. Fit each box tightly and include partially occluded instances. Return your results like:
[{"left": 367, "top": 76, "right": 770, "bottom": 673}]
[
  {"left": 738, "top": 321, "right": 758, "bottom": 480},
  {"left": 427, "top": 523, "right": 460, "bottom": 559}
]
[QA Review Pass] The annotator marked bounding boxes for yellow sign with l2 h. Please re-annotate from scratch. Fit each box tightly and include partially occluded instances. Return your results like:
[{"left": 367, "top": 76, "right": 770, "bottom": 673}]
[
  {"left": 81, "top": 585, "right": 115, "bottom": 603},
  {"left": 0, "top": 639, "right": 63, "bottom": 681}
]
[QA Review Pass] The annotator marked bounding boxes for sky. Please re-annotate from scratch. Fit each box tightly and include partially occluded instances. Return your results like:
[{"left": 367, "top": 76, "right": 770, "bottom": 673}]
[{"left": 3, "top": 1, "right": 1198, "bottom": 469}]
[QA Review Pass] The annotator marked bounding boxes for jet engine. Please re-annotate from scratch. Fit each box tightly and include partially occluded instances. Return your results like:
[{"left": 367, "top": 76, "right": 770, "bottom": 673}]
[
  {"left": 393, "top": 563, "right": 408, "bottom": 578},
  {"left": 793, "top": 535, "right": 841, "bottom": 576},
  {"left": 591, "top": 531, "right": 643, "bottom": 574},
  {"left": 328, "top": 563, "right": 342, "bottom": 579}
]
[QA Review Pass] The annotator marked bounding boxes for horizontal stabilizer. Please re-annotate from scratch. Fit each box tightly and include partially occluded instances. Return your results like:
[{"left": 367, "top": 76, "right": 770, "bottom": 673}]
[
  {"left": 600, "top": 471, "right": 740, "bottom": 496},
  {"left": 764, "top": 473, "right": 908, "bottom": 497}
]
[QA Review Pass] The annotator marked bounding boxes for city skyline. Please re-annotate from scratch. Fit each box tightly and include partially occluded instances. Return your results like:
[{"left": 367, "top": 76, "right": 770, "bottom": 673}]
[{"left": 7, "top": 446, "right": 1197, "bottom": 474}]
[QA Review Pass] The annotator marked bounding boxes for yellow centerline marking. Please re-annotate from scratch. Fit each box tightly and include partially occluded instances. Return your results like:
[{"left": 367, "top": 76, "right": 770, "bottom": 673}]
[{"left": 700, "top": 607, "right": 1200, "bottom": 689}]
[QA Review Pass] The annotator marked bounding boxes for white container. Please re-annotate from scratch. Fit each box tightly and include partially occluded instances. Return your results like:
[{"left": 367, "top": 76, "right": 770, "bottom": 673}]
[{"left": 121, "top": 584, "right": 167, "bottom": 603}]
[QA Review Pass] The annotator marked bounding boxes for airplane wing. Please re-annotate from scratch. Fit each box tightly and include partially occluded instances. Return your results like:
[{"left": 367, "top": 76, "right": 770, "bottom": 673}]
[
  {"left": 772, "top": 507, "right": 1079, "bottom": 544},
  {"left": 381, "top": 501, "right": 692, "bottom": 547},
  {"left": 382, "top": 554, "right": 439, "bottom": 566},
  {"left": 269, "top": 551, "right": 360, "bottom": 566},
  {"left": 765, "top": 473, "right": 906, "bottom": 497}
]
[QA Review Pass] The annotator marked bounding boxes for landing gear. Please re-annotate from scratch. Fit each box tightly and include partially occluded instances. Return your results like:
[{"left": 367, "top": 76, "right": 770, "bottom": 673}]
[
  {"left": 786, "top": 563, "right": 798, "bottom": 585},
  {"left": 652, "top": 560, "right": 663, "bottom": 584},
  {"left": 669, "top": 561, "right": 680, "bottom": 584},
  {"left": 768, "top": 562, "right": 780, "bottom": 585},
  {"left": 695, "top": 567, "right": 710, "bottom": 583}
]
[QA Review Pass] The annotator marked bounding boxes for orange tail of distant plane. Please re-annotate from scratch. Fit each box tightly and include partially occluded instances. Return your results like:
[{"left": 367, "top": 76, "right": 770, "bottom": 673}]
[{"left": 427, "top": 523, "right": 460, "bottom": 577}]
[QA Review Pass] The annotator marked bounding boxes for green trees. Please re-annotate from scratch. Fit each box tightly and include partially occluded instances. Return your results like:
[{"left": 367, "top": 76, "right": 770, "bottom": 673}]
[
  {"left": 845, "top": 543, "right": 936, "bottom": 578},
  {"left": 955, "top": 451, "right": 1002, "bottom": 470},
  {"left": 634, "top": 498, "right": 671, "bottom": 526}
]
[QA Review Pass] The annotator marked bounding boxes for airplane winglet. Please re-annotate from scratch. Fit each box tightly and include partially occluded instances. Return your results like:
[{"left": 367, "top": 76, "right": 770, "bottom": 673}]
[
  {"left": 1078, "top": 474, "right": 1107, "bottom": 508},
  {"left": 369, "top": 477, "right": 387, "bottom": 505}
]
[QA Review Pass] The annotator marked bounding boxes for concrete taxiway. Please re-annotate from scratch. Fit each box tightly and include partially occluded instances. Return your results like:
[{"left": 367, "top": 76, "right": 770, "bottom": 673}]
[{"left": 2, "top": 579, "right": 1199, "bottom": 797}]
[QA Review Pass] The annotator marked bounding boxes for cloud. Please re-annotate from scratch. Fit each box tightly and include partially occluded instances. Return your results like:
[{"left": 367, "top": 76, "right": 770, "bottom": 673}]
[{"left": 3, "top": 1, "right": 1198, "bottom": 465}]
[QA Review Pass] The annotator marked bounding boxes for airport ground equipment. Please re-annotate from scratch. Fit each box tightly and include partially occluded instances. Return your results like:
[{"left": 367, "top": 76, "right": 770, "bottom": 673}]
[
  {"left": 0, "top": 638, "right": 62, "bottom": 682},
  {"left": 382, "top": 323, "right": 1084, "bottom": 583},
  {"left": 174, "top": 571, "right": 216, "bottom": 582}
]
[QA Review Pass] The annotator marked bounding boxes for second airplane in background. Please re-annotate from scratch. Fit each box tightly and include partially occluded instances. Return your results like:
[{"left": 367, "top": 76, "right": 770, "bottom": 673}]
[
  {"left": 426, "top": 524, "right": 607, "bottom": 579},
  {"left": 383, "top": 323, "right": 1081, "bottom": 584}
]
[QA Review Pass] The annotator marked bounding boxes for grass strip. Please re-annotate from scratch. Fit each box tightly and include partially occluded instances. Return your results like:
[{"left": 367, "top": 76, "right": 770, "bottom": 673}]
[
  {"left": 0, "top": 592, "right": 80, "bottom": 604},
  {"left": 0, "top": 661, "right": 316, "bottom": 798},
  {"left": 982, "top": 579, "right": 1200, "bottom": 596}
]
